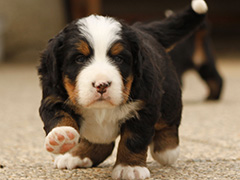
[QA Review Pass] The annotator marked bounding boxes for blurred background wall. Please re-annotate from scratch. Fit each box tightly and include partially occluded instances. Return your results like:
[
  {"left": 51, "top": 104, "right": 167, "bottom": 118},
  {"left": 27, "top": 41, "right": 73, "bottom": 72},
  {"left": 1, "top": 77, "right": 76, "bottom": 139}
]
[
  {"left": 0, "top": 0, "right": 65, "bottom": 63},
  {"left": 0, "top": 0, "right": 239, "bottom": 63}
]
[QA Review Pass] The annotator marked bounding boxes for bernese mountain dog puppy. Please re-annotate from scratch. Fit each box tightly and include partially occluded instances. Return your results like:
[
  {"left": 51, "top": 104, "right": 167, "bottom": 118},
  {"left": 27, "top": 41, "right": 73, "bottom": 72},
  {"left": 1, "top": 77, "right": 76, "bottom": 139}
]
[
  {"left": 38, "top": 0, "right": 208, "bottom": 179},
  {"left": 168, "top": 19, "right": 223, "bottom": 100}
]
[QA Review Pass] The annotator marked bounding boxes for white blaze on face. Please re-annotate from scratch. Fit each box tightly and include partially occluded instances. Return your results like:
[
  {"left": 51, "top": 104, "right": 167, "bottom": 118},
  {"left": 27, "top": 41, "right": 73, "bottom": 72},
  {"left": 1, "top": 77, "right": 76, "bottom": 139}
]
[{"left": 76, "top": 15, "right": 123, "bottom": 108}]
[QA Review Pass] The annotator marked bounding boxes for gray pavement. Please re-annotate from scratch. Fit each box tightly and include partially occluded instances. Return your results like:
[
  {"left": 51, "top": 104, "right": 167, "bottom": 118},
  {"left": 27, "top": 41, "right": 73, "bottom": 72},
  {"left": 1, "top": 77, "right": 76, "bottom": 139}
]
[{"left": 0, "top": 59, "right": 239, "bottom": 179}]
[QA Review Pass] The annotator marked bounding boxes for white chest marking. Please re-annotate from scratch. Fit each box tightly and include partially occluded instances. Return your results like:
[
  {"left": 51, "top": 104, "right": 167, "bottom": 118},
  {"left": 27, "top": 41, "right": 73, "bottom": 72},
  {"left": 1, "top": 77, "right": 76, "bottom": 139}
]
[{"left": 80, "top": 101, "right": 142, "bottom": 144}]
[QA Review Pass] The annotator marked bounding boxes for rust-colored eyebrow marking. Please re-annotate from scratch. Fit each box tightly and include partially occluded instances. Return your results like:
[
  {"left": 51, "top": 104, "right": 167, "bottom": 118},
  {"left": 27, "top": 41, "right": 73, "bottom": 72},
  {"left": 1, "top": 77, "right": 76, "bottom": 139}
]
[
  {"left": 111, "top": 42, "right": 124, "bottom": 55},
  {"left": 76, "top": 40, "right": 90, "bottom": 56}
]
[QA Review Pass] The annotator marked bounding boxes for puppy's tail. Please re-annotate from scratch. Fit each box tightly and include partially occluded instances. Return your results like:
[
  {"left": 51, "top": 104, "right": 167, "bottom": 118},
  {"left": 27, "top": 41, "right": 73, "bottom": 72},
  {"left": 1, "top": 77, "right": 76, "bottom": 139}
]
[{"left": 137, "top": 0, "right": 208, "bottom": 51}]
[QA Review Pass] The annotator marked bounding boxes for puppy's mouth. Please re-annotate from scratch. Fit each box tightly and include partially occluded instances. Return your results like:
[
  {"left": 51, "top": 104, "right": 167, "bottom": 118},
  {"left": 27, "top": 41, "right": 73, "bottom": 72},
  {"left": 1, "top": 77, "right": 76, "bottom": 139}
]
[
  {"left": 96, "top": 96, "right": 109, "bottom": 101},
  {"left": 85, "top": 95, "right": 116, "bottom": 108},
  {"left": 95, "top": 96, "right": 113, "bottom": 104}
]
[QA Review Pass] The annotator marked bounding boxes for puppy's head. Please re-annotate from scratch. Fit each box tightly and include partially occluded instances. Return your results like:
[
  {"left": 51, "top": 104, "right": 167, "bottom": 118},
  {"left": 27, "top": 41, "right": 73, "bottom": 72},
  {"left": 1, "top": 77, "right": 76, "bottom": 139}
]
[{"left": 41, "top": 15, "right": 140, "bottom": 109}]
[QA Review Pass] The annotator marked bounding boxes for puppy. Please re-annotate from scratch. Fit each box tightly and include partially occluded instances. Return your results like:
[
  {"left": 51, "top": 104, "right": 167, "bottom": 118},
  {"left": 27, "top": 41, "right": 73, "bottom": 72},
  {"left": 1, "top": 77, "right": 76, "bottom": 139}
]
[
  {"left": 167, "top": 15, "right": 223, "bottom": 100},
  {"left": 38, "top": 0, "right": 208, "bottom": 179}
]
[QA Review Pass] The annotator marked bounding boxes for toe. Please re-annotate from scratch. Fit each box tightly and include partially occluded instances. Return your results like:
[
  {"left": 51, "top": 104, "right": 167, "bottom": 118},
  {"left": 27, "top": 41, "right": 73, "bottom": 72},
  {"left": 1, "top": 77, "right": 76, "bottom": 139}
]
[
  {"left": 60, "top": 143, "right": 75, "bottom": 154},
  {"left": 67, "top": 131, "right": 75, "bottom": 140},
  {"left": 56, "top": 133, "right": 65, "bottom": 141},
  {"left": 49, "top": 138, "right": 59, "bottom": 146},
  {"left": 46, "top": 144, "right": 54, "bottom": 152}
]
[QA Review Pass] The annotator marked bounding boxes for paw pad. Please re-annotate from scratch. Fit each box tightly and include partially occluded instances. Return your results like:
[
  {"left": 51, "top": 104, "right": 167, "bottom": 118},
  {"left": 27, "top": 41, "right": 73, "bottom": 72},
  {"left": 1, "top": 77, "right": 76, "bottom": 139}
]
[{"left": 45, "top": 126, "right": 80, "bottom": 154}]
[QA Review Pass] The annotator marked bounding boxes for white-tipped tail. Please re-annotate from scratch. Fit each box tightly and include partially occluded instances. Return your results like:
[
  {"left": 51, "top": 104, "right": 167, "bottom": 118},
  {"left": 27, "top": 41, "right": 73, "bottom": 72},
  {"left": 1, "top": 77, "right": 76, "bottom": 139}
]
[
  {"left": 191, "top": 0, "right": 208, "bottom": 14},
  {"left": 165, "top": 9, "right": 174, "bottom": 18}
]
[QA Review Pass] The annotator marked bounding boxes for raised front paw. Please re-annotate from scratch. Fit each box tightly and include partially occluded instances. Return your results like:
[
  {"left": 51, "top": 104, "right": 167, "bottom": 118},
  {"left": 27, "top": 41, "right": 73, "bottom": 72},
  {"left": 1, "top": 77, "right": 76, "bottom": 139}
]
[
  {"left": 54, "top": 153, "right": 93, "bottom": 169},
  {"left": 45, "top": 126, "right": 80, "bottom": 154},
  {"left": 112, "top": 164, "right": 150, "bottom": 180}
]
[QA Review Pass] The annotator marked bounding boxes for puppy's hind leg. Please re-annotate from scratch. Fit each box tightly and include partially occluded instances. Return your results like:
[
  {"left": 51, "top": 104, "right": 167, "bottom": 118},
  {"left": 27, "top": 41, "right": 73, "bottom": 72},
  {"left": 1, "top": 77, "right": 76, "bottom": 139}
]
[
  {"left": 150, "top": 124, "right": 180, "bottom": 166},
  {"left": 150, "top": 77, "right": 182, "bottom": 166}
]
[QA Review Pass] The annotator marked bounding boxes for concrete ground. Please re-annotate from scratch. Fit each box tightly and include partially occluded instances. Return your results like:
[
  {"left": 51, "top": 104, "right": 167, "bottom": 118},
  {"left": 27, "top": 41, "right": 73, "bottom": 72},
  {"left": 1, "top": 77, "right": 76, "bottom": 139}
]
[{"left": 0, "top": 58, "right": 239, "bottom": 179}]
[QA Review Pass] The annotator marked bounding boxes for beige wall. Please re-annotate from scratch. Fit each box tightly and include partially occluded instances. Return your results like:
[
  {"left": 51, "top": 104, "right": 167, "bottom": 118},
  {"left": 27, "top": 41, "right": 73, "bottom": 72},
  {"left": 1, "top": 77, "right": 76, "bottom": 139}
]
[{"left": 0, "top": 0, "right": 66, "bottom": 62}]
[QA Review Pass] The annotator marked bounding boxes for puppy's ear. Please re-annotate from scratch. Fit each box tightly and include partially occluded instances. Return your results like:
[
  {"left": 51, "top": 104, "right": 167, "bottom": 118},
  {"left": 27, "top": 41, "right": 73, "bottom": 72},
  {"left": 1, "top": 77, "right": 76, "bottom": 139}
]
[
  {"left": 130, "top": 38, "right": 143, "bottom": 79},
  {"left": 121, "top": 24, "right": 143, "bottom": 79},
  {"left": 135, "top": 50, "right": 143, "bottom": 79},
  {"left": 38, "top": 32, "right": 65, "bottom": 97}
]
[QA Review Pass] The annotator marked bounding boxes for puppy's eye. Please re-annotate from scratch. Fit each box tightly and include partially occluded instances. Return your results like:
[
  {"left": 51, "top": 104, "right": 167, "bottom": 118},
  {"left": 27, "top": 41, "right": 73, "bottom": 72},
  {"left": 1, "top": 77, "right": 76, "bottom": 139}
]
[
  {"left": 76, "top": 54, "right": 87, "bottom": 64},
  {"left": 113, "top": 56, "right": 123, "bottom": 64}
]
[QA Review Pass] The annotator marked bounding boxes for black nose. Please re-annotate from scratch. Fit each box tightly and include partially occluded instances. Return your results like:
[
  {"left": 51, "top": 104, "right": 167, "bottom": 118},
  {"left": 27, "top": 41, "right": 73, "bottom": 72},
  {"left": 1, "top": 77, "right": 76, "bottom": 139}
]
[{"left": 92, "top": 81, "right": 112, "bottom": 94}]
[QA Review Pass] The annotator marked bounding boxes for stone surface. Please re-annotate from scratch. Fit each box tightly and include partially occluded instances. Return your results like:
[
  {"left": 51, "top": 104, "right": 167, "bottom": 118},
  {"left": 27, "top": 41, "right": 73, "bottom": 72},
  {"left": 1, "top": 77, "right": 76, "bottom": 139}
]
[{"left": 0, "top": 59, "right": 239, "bottom": 179}]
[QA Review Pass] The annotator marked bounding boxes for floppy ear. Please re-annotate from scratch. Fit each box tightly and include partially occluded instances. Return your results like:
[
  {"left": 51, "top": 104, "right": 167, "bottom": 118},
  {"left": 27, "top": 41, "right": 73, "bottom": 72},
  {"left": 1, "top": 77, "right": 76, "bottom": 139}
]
[
  {"left": 130, "top": 38, "right": 143, "bottom": 79},
  {"left": 135, "top": 51, "right": 143, "bottom": 79},
  {"left": 121, "top": 24, "right": 143, "bottom": 79},
  {"left": 38, "top": 32, "right": 65, "bottom": 98}
]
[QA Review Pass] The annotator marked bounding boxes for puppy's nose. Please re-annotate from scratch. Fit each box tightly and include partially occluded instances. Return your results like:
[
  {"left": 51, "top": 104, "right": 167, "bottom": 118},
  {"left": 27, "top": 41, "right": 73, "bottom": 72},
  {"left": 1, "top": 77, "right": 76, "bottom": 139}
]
[{"left": 92, "top": 81, "right": 112, "bottom": 94}]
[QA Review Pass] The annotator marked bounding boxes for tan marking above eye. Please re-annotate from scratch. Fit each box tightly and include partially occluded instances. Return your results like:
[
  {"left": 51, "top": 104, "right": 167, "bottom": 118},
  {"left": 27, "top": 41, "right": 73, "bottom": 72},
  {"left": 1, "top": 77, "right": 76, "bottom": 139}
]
[
  {"left": 76, "top": 40, "right": 90, "bottom": 56},
  {"left": 111, "top": 42, "right": 124, "bottom": 55}
]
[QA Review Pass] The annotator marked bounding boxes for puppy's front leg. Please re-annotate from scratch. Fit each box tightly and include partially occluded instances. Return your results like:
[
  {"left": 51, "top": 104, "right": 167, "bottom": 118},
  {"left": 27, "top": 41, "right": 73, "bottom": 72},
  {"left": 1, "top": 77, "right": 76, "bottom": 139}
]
[
  {"left": 40, "top": 96, "right": 80, "bottom": 154},
  {"left": 54, "top": 138, "right": 115, "bottom": 169},
  {"left": 112, "top": 118, "right": 154, "bottom": 180}
]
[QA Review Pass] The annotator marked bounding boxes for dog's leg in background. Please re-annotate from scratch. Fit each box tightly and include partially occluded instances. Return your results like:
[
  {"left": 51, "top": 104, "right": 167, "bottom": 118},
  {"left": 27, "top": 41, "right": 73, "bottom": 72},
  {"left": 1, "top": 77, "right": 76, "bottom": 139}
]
[
  {"left": 197, "top": 63, "right": 223, "bottom": 100},
  {"left": 195, "top": 34, "right": 223, "bottom": 100}
]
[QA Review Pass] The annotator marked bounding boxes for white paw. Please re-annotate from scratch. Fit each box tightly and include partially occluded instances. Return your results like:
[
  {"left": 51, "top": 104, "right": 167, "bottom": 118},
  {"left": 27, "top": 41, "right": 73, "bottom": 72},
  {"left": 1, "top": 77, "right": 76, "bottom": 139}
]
[
  {"left": 191, "top": 0, "right": 208, "bottom": 14},
  {"left": 45, "top": 126, "right": 80, "bottom": 154},
  {"left": 112, "top": 165, "right": 150, "bottom": 180},
  {"left": 150, "top": 145, "right": 180, "bottom": 166},
  {"left": 54, "top": 153, "right": 93, "bottom": 169}
]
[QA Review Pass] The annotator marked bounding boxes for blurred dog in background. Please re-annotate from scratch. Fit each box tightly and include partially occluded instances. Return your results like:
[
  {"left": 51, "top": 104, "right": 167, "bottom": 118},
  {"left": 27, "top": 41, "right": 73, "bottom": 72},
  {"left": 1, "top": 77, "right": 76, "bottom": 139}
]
[{"left": 166, "top": 10, "right": 223, "bottom": 100}]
